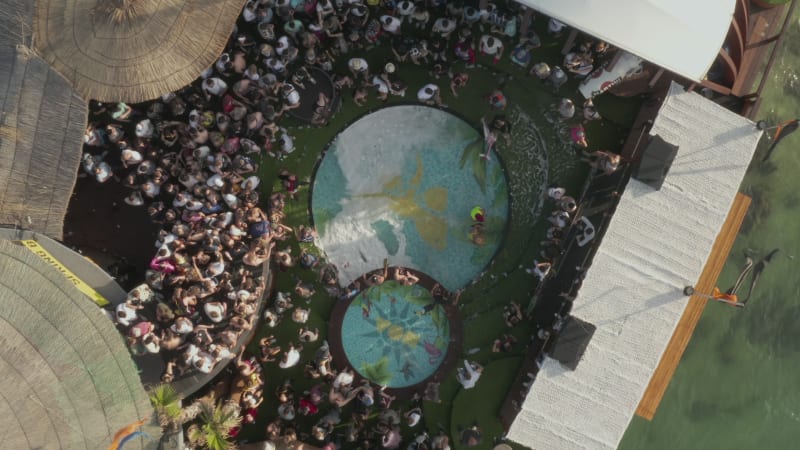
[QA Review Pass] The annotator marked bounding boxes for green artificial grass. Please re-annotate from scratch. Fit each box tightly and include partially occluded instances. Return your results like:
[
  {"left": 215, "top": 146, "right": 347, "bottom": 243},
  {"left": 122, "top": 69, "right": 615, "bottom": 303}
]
[
  {"left": 235, "top": 13, "right": 642, "bottom": 448},
  {"left": 448, "top": 357, "right": 525, "bottom": 450}
]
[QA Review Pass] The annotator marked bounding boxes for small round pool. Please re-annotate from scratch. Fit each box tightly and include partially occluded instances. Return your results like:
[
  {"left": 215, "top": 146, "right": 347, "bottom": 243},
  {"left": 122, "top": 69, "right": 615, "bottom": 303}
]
[
  {"left": 339, "top": 280, "right": 451, "bottom": 388},
  {"left": 311, "top": 105, "right": 510, "bottom": 291}
]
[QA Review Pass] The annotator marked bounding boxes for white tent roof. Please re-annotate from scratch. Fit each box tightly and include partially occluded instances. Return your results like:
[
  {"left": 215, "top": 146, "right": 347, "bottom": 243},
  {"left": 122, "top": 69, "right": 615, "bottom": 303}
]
[
  {"left": 517, "top": 0, "right": 736, "bottom": 81},
  {"left": 507, "top": 82, "right": 762, "bottom": 449}
]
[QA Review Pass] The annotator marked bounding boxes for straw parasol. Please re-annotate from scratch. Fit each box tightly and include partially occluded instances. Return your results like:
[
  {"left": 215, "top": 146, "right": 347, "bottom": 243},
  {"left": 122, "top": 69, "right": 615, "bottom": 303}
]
[
  {"left": 33, "top": 0, "right": 248, "bottom": 103},
  {"left": 0, "top": 237, "right": 155, "bottom": 449},
  {"left": 1, "top": 0, "right": 87, "bottom": 240}
]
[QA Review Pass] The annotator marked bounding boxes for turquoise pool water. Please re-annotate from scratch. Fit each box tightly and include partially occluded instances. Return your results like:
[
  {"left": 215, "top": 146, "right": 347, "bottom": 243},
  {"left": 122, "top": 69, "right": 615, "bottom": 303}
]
[
  {"left": 340, "top": 281, "right": 450, "bottom": 388},
  {"left": 311, "top": 105, "right": 510, "bottom": 291}
]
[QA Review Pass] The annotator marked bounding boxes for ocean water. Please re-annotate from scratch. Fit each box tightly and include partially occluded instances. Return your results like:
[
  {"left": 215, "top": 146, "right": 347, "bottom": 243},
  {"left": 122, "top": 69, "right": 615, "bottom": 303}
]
[
  {"left": 619, "top": 12, "right": 800, "bottom": 450},
  {"left": 311, "top": 105, "right": 510, "bottom": 290}
]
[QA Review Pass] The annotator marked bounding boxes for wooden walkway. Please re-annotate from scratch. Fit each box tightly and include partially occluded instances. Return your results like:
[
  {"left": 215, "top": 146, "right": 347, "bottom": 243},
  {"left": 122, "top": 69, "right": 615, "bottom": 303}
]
[{"left": 635, "top": 192, "right": 751, "bottom": 420}]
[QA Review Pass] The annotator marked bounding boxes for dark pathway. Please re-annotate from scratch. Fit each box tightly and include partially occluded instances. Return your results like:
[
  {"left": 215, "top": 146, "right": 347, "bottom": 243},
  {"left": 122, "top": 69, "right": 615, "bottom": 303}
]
[{"left": 63, "top": 174, "right": 158, "bottom": 290}]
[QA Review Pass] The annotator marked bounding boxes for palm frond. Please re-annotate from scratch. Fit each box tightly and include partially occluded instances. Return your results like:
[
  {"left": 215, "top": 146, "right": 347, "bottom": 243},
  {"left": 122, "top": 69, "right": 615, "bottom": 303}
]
[
  {"left": 148, "top": 383, "right": 182, "bottom": 427},
  {"left": 194, "top": 399, "right": 242, "bottom": 450}
]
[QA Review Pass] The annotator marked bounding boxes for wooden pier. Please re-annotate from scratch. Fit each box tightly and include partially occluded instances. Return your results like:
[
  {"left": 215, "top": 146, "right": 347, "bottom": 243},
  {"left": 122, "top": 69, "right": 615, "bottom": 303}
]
[{"left": 635, "top": 192, "right": 751, "bottom": 420}]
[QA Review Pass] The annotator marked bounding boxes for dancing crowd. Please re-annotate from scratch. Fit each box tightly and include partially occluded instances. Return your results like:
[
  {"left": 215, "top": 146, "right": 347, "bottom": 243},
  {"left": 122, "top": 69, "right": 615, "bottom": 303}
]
[{"left": 78, "top": 0, "right": 625, "bottom": 448}]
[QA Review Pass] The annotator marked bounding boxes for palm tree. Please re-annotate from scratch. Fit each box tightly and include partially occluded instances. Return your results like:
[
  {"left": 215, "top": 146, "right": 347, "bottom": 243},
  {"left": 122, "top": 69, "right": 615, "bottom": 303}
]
[
  {"left": 148, "top": 383, "right": 183, "bottom": 430},
  {"left": 186, "top": 398, "right": 242, "bottom": 450}
]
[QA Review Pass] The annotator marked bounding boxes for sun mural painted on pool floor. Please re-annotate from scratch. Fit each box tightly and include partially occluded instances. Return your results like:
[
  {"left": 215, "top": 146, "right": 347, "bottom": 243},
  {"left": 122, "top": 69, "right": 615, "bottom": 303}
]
[
  {"left": 340, "top": 280, "right": 450, "bottom": 388},
  {"left": 311, "top": 105, "right": 510, "bottom": 292}
]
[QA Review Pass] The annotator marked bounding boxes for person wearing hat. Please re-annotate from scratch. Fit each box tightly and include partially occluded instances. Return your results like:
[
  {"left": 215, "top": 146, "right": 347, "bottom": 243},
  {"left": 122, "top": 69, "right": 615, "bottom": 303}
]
[
  {"left": 372, "top": 62, "right": 397, "bottom": 101},
  {"left": 348, "top": 57, "right": 370, "bottom": 81}
]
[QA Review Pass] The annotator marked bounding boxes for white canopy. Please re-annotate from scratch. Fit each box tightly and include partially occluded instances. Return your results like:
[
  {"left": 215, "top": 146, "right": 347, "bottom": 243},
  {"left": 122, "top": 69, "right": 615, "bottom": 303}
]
[{"left": 516, "top": 0, "right": 736, "bottom": 82}]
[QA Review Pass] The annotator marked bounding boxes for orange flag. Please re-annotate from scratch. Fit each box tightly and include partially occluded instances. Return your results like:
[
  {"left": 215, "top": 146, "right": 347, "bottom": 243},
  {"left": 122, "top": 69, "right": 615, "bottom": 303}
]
[{"left": 107, "top": 419, "right": 147, "bottom": 450}]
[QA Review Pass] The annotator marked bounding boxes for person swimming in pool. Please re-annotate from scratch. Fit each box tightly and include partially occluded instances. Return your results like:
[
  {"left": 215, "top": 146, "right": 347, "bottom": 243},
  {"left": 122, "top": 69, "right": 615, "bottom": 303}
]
[
  {"left": 470, "top": 206, "right": 486, "bottom": 223},
  {"left": 469, "top": 223, "right": 486, "bottom": 246}
]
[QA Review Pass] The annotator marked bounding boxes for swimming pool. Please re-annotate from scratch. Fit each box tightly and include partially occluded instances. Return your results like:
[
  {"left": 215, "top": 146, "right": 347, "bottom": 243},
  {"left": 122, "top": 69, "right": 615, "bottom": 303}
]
[
  {"left": 311, "top": 105, "right": 510, "bottom": 291},
  {"left": 339, "top": 280, "right": 450, "bottom": 388}
]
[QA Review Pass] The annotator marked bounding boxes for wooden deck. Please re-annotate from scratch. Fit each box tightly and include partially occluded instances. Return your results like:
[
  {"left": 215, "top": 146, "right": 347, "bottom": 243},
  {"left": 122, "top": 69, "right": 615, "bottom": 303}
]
[{"left": 635, "top": 192, "right": 751, "bottom": 420}]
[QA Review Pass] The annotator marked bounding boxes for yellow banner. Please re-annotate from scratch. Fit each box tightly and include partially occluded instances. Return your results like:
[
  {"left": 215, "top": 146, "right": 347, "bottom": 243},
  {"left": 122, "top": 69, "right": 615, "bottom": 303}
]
[{"left": 20, "top": 240, "right": 110, "bottom": 306}]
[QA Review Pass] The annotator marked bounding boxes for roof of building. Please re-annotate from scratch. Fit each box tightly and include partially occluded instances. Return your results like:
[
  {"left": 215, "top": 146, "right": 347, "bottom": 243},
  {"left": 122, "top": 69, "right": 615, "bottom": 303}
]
[
  {"left": 0, "top": 237, "right": 153, "bottom": 449},
  {"left": 0, "top": 0, "right": 87, "bottom": 240},
  {"left": 517, "top": 0, "right": 736, "bottom": 82},
  {"left": 507, "top": 82, "right": 762, "bottom": 449}
]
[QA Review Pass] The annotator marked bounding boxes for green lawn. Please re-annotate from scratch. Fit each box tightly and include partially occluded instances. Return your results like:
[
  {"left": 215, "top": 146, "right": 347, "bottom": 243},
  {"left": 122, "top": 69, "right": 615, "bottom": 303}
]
[{"left": 236, "top": 14, "right": 640, "bottom": 448}]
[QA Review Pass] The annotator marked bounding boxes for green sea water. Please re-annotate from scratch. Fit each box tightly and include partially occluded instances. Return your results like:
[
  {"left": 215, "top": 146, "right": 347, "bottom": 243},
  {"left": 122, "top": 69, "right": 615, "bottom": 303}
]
[{"left": 619, "top": 10, "right": 800, "bottom": 450}]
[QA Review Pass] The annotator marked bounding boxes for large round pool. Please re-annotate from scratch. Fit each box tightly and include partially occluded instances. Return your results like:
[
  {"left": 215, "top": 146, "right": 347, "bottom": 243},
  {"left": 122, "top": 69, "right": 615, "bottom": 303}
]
[{"left": 311, "top": 106, "right": 510, "bottom": 291}]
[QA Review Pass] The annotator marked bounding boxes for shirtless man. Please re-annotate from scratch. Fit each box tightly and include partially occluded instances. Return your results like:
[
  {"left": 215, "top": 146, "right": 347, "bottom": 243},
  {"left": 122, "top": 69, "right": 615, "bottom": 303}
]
[
  {"left": 392, "top": 267, "right": 420, "bottom": 286},
  {"left": 364, "top": 265, "right": 389, "bottom": 287}
]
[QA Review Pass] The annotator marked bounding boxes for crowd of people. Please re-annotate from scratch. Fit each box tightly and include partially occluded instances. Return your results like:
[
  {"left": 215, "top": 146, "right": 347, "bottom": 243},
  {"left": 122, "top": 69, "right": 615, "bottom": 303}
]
[{"left": 77, "top": 0, "right": 628, "bottom": 447}]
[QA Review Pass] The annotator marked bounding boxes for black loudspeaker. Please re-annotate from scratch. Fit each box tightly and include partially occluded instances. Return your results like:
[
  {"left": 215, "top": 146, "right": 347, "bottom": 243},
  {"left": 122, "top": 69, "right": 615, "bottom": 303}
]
[
  {"left": 633, "top": 134, "right": 679, "bottom": 190},
  {"left": 549, "top": 316, "right": 596, "bottom": 371}
]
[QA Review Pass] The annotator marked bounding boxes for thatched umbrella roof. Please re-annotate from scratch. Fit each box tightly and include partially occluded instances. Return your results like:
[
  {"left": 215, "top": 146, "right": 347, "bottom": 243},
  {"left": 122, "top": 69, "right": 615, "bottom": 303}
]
[
  {"left": 34, "top": 0, "right": 248, "bottom": 103},
  {"left": 1, "top": 0, "right": 87, "bottom": 240},
  {"left": 0, "top": 237, "right": 154, "bottom": 449}
]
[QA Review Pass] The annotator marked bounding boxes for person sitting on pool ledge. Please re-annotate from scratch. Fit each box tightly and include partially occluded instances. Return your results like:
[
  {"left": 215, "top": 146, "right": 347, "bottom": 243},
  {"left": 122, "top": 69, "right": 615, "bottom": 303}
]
[
  {"left": 420, "top": 283, "right": 462, "bottom": 315},
  {"left": 392, "top": 267, "right": 419, "bottom": 286},
  {"left": 339, "top": 280, "right": 361, "bottom": 301},
  {"left": 363, "top": 266, "right": 389, "bottom": 287}
]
